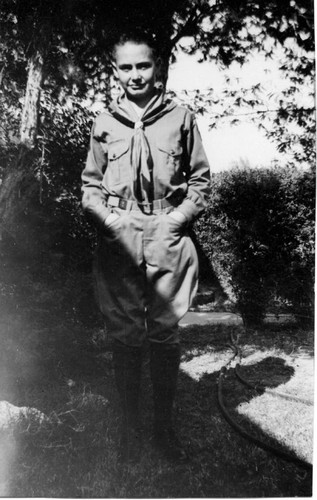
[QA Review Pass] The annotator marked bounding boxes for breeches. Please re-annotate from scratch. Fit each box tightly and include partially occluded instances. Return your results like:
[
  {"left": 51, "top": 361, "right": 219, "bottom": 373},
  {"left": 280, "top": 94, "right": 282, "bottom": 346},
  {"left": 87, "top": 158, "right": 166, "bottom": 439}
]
[{"left": 93, "top": 206, "right": 198, "bottom": 346}]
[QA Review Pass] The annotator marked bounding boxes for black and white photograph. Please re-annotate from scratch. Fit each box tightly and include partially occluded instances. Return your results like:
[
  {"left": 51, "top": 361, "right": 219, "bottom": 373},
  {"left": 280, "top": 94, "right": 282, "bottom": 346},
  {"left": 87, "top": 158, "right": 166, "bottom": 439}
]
[{"left": 0, "top": 0, "right": 314, "bottom": 497}]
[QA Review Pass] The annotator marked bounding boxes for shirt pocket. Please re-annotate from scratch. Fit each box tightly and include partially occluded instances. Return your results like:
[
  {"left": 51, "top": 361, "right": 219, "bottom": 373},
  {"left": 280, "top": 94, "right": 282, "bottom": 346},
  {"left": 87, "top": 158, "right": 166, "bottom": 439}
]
[
  {"left": 106, "top": 139, "right": 130, "bottom": 185},
  {"left": 156, "top": 143, "right": 183, "bottom": 179}
]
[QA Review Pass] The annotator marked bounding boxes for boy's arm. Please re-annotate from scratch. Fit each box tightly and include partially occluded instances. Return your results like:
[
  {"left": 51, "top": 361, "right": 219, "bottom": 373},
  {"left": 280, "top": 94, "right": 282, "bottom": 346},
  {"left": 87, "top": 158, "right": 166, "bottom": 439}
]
[
  {"left": 174, "top": 112, "right": 211, "bottom": 223},
  {"left": 81, "top": 118, "right": 111, "bottom": 228}
]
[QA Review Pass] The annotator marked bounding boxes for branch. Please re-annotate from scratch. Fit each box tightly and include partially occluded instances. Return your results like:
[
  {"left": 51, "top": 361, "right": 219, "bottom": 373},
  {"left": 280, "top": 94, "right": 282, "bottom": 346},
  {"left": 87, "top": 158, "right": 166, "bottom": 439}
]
[
  {"left": 170, "top": 7, "right": 206, "bottom": 48},
  {"left": 0, "top": 65, "right": 5, "bottom": 88},
  {"left": 214, "top": 109, "right": 280, "bottom": 118}
]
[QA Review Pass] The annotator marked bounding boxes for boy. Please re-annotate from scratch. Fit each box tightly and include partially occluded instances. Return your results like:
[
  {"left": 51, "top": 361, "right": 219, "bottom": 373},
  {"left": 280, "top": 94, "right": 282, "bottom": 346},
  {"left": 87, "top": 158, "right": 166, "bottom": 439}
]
[{"left": 81, "top": 30, "right": 210, "bottom": 462}]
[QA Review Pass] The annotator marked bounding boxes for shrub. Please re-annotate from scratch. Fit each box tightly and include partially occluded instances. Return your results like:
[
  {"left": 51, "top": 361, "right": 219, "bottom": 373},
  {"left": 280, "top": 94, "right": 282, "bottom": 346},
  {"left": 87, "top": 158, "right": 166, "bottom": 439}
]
[
  {"left": 194, "top": 164, "right": 315, "bottom": 327},
  {"left": 0, "top": 93, "right": 100, "bottom": 321}
]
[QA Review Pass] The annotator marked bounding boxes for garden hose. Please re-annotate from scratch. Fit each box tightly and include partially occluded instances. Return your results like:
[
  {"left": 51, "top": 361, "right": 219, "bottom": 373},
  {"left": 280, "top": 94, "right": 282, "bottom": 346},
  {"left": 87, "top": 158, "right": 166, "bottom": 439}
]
[
  {"left": 217, "top": 370, "right": 312, "bottom": 471},
  {"left": 229, "top": 332, "right": 313, "bottom": 406},
  {"left": 216, "top": 334, "right": 313, "bottom": 471}
]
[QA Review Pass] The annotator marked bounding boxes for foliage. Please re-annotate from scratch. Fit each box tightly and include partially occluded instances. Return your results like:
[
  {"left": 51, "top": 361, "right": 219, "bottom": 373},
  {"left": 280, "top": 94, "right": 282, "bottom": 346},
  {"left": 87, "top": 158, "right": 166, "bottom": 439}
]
[
  {"left": 171, "top": 0, "right": 315, "bottom": 167},
  {"left": 275, "top": 167, "right": 315, "bottom": 324},
  {"left": 0, "top": 92, "right": 99, "bottom": 321},
  {"left": 171, "top": 40, "right": 315, "bottom": 168},
  {"left": 1, "top": 0, "right": 314, "bottom": 138},
  {"left": 1, "top": 0, "right": 314, "bottom": 165},
  {"left": 34, "top": 95, "right": 100, "bottom": 312},
  {"left": 194, "top": 165, "right": 315, "bottom": 327}
]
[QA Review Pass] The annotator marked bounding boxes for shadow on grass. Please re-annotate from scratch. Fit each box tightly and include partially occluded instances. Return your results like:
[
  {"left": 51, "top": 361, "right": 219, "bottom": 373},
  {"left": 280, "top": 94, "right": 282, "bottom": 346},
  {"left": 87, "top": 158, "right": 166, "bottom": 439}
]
[{"left": 0, "top": 312, "right": 313, "bottom": 498}]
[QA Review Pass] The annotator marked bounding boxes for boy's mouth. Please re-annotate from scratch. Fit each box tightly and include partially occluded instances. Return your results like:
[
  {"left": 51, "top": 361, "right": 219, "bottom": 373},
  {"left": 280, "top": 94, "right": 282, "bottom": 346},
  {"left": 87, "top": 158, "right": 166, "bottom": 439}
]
[{"left": 130, "top": 84, "right": 146, "bottom": 90}]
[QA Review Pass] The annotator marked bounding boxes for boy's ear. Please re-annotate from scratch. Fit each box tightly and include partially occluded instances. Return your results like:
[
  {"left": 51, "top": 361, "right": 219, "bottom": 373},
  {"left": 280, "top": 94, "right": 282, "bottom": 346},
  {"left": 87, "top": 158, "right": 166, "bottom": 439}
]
[
  {"left": 154, "top": 56, "right": 162, "bottom": 82},
  {"left": 155, "top": 56, "right": 162, "bottom": 69}
]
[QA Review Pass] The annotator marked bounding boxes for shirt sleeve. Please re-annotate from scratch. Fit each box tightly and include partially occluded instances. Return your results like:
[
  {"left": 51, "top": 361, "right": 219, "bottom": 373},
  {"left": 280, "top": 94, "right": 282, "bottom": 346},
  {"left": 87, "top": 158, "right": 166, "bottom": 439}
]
[
  {"left": 176, "top": 111, "right": 211, "bottom": 222},
  {"left": 81, "top": 117, "right": 110, "bottom": 227}
]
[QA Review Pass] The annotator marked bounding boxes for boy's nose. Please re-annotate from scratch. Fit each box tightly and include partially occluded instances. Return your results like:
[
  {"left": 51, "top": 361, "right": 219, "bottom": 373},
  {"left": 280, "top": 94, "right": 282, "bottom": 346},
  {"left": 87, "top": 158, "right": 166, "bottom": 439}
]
[{"left": 131, "top": 68, "right": 141, "bottom": 80}]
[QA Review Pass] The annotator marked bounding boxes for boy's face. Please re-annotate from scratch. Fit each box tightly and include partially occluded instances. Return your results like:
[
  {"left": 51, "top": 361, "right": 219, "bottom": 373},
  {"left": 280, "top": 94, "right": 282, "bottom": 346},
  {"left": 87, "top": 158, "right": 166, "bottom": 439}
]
[{"left": 114, "top": 42, "right": 158, "bottom": 106}]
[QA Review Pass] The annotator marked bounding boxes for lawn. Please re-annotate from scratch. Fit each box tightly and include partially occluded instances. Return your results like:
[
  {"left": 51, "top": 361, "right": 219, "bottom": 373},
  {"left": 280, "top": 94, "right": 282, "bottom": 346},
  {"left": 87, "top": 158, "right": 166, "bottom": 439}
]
[{"left": 0, "top": 304, "right": 313, "bottom": 497}]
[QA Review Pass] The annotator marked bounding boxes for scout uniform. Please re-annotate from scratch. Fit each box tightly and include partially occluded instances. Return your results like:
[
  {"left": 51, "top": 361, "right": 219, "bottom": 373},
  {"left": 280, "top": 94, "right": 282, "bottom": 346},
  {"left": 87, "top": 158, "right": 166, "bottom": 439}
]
[{"left": 82, "top": 89, "right": 210, "bottom": 460}]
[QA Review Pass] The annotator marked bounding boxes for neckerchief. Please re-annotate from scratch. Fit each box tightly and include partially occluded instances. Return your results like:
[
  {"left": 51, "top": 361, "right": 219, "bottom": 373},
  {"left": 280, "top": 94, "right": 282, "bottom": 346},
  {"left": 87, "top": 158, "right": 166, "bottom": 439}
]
[{"left": 109, "top": 90, "right": 176, "bottom": 204}]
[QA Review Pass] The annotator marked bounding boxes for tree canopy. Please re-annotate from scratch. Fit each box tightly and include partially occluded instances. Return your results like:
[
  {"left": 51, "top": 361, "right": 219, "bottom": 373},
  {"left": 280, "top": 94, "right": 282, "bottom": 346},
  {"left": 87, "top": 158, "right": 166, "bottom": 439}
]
[{"left": 1, "top": 0, "right": 314, "bottom": 145}]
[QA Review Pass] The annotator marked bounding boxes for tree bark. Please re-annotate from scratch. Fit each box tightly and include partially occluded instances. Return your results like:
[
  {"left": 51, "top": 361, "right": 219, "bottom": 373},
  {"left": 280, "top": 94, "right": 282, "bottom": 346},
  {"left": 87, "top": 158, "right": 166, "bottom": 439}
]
[
  {"left": 20, "top": 48, "right": 44, "bottom": 147},
  {"left": 0, "top": 46, "right": 45, "bottom": 258}
]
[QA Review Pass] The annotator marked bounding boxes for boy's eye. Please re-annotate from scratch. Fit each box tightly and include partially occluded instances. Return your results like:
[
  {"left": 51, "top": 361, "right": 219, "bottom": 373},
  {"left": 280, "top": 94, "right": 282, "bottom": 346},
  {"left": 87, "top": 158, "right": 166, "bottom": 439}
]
[
  {"left": 138, "top": 64, "right": 151, "bottom": 70},
  {"left": 118, "top": 65, "right": 132, "bottom": 71},
  {"left": 117, "top": 62, "right": 152, "bottom": 72}
]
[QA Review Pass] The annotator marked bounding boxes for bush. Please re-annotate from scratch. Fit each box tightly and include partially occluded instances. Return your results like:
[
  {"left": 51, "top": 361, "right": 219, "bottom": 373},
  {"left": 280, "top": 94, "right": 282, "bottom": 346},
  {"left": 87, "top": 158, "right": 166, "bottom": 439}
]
[
  {"left": 194, "top": 164, "right": 315, "bottom": 327},
  {"left": 0, "top": 93, "right": 100, "bottom": 321},
  {"left": 276, "top": 167, "right": 315, "bottom": 325}
]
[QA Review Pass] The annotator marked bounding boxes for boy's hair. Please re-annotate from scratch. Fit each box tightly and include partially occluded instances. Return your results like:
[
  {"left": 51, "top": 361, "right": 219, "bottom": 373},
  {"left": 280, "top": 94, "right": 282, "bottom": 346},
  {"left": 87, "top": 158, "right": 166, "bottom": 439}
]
[{"left": 110, "top": 29, "right": 159, "bottom": 60}]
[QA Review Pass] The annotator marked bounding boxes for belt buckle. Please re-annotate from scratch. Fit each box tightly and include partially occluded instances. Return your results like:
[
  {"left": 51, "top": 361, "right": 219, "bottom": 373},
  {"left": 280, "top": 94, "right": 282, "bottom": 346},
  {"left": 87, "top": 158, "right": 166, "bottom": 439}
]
[
  {"left": 118, "top": 198, "right": 127, "bottom": 210},
  {"left": 140, "top": 202, "right": 153, "bottom": 214}
]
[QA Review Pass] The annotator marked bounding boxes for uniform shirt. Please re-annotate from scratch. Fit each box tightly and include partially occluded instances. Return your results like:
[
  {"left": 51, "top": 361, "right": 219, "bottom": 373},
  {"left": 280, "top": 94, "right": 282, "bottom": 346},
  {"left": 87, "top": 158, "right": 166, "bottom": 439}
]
[{"left": 81, "top": 91, "right": 211, "bottom": 226}]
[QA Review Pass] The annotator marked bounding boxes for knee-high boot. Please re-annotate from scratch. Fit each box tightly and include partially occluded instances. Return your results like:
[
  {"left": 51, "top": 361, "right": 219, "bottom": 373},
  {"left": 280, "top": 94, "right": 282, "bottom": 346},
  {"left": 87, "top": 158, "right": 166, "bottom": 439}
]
[
  {"left": 112, "top": 341, "right": 143, "bottom": 461},
  {"left": 150, "top": 343, "right": 188, "bottom": 461}
]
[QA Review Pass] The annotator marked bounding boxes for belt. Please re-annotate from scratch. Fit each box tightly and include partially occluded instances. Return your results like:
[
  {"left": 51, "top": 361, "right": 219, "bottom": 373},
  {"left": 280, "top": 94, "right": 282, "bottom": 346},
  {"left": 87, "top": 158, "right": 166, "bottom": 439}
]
[{"left": 106, "top": 195, "right": 180, "bottom": 214}]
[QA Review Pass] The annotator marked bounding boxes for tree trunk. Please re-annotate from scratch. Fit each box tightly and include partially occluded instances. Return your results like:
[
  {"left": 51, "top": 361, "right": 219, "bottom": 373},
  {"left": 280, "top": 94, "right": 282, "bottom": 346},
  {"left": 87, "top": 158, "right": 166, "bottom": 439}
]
[
  {"left": 20, "top": 48, "right": 44, "bottom": 147},
  {"left": 0, "top": 47, "right": 45, "bottom": 258}
]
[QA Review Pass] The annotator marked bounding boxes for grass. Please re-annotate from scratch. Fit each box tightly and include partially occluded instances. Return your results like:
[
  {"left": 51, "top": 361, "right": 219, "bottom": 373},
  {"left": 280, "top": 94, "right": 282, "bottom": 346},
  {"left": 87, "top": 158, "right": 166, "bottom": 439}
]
[{"left": 0, "top": 301, "right": 314, "bottom": 498}]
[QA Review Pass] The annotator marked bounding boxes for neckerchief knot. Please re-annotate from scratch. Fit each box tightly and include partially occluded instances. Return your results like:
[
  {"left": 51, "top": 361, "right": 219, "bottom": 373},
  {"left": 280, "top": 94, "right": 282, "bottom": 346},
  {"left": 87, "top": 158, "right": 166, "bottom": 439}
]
[{"left": 134, "top": 121, "right": 144, "bottom": 130}]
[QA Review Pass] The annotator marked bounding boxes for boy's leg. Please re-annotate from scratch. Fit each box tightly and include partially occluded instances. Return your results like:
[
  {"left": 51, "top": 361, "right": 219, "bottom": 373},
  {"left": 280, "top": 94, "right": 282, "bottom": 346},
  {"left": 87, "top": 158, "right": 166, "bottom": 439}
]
[
  {"left": 93, "top": 209, "right": 146, "bottom": 460},
  {"left": 149, "top": 341, "right": 188, "bottom": 461},
  {"left": 112, "top": 340, "right": 143, "bottom": 461},
  {"left": 145, "top": 211, "right": 199, "bottom": 460},
  {"left": 93, "top": 209, "right": 147, "bottom": 346},
  {"left": 144, "top": 211, "right": 198, "bottom": 340}
]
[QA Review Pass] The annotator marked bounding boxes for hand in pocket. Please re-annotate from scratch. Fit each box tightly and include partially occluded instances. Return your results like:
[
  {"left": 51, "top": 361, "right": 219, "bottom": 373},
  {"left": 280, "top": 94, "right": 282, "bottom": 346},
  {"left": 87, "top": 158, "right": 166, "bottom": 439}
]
[{"left": 104, "top": 213, "right": 121, "bottom": 229}]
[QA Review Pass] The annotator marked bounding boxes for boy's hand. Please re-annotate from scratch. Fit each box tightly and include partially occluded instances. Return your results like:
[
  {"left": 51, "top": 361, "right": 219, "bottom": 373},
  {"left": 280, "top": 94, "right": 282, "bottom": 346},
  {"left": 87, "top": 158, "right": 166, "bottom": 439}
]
[
  {"left": 104, "top": 213, "right": 120, "bottom": 228},
  {"left": 167, "top": 211, "right": 187, "bottom": 225}
]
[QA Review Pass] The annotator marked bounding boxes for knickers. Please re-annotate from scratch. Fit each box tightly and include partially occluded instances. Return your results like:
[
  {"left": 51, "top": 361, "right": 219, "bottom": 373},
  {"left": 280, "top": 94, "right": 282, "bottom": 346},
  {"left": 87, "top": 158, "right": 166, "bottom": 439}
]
[{"left": 93, "top": 206, "right": 198, "bottom": 346}]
